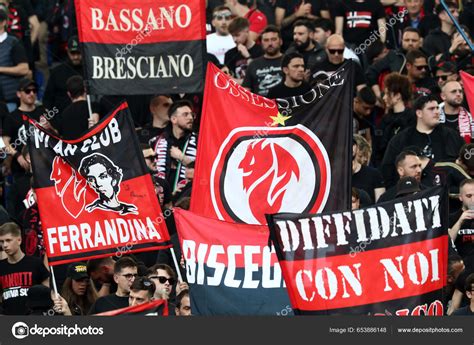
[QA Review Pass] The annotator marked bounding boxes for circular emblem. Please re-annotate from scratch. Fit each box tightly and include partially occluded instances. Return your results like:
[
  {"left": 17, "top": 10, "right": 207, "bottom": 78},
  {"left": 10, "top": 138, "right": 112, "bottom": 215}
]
[{"left": 211, "top": 125, "right": 330, "bottom": 224}]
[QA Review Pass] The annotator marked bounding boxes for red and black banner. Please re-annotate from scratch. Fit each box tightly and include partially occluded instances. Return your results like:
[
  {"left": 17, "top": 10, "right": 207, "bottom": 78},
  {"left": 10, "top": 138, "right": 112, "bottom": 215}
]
[
  {"left": 28, "top": 102, "right": 171, "bottom": 266},
  {"left": 96, "top": 299, "right": 168, "bottom": 316},
  {"left": 267, "top": 186, "right": 449, "bottom": 315},
  {"left": 461, "top": 71, "right": 474, "bottom": 114},
  {"left": 74, "top": 0, "right": 206, "bottom": 95},
  {"left": 190, "top": 62, "right": 354, "bottom": 225},
  {"left": 174, "top": 208, "right": 292, "bottom": 315}
]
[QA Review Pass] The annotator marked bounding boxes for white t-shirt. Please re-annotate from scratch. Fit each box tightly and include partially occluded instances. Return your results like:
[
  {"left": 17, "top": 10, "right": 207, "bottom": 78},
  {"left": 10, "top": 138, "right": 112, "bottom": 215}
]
[{"left": 206, "top": 33, "right": 236, "bottom": 65}]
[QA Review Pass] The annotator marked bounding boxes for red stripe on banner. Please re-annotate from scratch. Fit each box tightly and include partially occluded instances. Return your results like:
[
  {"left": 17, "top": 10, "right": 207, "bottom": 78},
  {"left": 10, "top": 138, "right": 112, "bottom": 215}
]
[
  {"left": 75, "top": 0, "right": 206, "bottom": 44},
  {"left": 36, "top": 174, "right": 170, "bottom": 263},
  {"left": 175, "top": 208, "right": 280, "bottom": 268},
  {"left": 461, "top": 71, "right": 474, "bottom": 115},
  {"left": 281, "top": 236, "right": 448, "bottom": 311},
  {"left": 95, "top": 299, "right": 168, "bottom": 315}
]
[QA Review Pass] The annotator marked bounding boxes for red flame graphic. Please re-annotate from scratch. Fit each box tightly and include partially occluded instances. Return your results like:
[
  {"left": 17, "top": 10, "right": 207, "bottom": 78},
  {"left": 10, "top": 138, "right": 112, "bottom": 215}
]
[
  {"left": 50, "top": 156, "right": 87, "bottom": 218},
  {"left": 238, "top": 139, "right": 300, "bottom": 223}
]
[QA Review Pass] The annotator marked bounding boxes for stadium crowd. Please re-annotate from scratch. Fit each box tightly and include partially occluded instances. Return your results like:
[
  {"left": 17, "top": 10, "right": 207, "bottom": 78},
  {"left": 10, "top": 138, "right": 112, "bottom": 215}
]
[{"left": 0, "top": 0, "right": 473, "bottom": 316}]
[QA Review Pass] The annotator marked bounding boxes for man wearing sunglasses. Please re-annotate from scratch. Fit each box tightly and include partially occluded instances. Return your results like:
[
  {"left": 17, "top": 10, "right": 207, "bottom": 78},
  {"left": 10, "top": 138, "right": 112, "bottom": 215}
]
[
  {"left": 206, "top": 6, "right": 236, "bottom": 65},
  {"left": 310, "top": 34, "right": 366, "bottom": 91},
  {"left": 406, "top": 49, "right": 437, "bottom": 98},
  {"left": 147, "top": 264, "right": 178, "bottom": 300},
  {"left": 2, "top": 78, "right": 47, "bottom": 220},
  {"left": 136, "top": 95, "right": 172, "bottom": 145},
  {"left": 434, "top": 62, "right": 458, "bottom": 91},
  {"left": 89, "top": 257, "right": 138, "bottom": 314}
]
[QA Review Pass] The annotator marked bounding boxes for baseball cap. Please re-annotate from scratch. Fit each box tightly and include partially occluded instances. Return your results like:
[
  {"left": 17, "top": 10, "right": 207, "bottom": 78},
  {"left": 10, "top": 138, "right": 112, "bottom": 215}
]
[
  {"left": 26, "top": 285, "right": 53, "bottom": 309},
  {"left": 67, "top": 35, "right": 80, "bottom": 52},
  {"left": 67, "top": 262, "right": 89, "bottom": 280},
  {"left": 396, "top": 176, "right": 421, "bottom": 197},
  {"left": 17, "top": 78, "right": 38, "bottom": 91}
]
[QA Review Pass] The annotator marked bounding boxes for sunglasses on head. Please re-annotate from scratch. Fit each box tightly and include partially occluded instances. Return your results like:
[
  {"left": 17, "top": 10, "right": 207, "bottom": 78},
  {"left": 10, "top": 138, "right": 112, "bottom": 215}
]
[
  {"left": 415, "top": 65, "right": 428, "bottom": 71},
  {"left": 214, "top": 13, "right": 231, "bottom": 20},
  {"left": 23, "top": 88, "right": 37, "bottom": 95},
  {"left": 149, "top": 275, "right": 175, "bottom": 285},
  {"left": 328, "top": 49, "right": 344, "bottom": 55}
]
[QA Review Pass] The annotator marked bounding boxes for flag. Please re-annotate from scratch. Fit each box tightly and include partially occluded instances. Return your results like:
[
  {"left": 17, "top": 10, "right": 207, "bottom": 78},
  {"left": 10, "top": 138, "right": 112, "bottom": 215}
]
[
  {"left": 74, "top": 0, "right": 206, "bottom": 95},
  {"left": 461, "top": 71, "right": 474, "bottom": 114},
  {"left": 190, "top": 62, "right": 354, "bottom": 225},
  {"left": 174, "top": 208, "right": 293, "bottom": 315},
  {"left": 28, "top": 102, "right": 171, "bottom": 266},
  {"left": 96, "top": 299, "right": 168, "bottom": 316},
  {"left": 266, "top": 186, "right": 449, "bottom": 315}
]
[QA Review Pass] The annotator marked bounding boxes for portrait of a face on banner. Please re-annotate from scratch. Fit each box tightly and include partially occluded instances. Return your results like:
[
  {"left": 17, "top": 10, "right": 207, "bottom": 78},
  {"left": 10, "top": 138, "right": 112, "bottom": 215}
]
[{"left": 27, "top": 102, "right": 171, "bottom": 266}]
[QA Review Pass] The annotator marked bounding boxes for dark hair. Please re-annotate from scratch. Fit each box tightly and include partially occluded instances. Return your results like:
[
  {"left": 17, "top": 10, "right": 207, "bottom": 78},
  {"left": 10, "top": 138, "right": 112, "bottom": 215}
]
[
  {"left": 79, "top": 153, "right": 122, "bottom": 193},
  {"left": 66, "top": 75, "right": 85, "bottom": 99},
  {"left": 130, "top": 277, "right": 156, "bottom": 298},
  {"left": 460, "top": 178, "right": 474, "bottom": 190},
  {"left": 228, "top": 17, "right": 249, "bottom": 35},
  {"left": 313, "top": 18, "right": 334, "bottom": 33},
  {"left": 413, "top": 95, "right": 438, "bottom": 111},
  {"left": 147, "top": 264, "right": 176, "bottom": 282},
  {"left": 356, "top": 87, "right": 376, "bottom": 106},
  {"left": 168, "top": 99, "right": 193, "bottom": 118},
  {"left": 86, "top": 257, "right": 115, "bottom": 275},
  {"left": 176, "top": 289, "right": 190, "bottom": 309},
  {"left": 406, "top": 49, "right": 427, "bottom": 64},
  {"left": 365, "top": 39, "right": 386, "bottom": 65},
  {"left": 395, "top": 150, "right": 418, "bottom": 168},
  {"left": 435, "top": 1, "right": 458, "bottom": 15},
  {"left": 351, "top": 187, "right": 360, "bottom": 200},
  {"left": 447, "top": 254, "right": 463, "bottom": 277},
  {"left": 0, "top": 222, "right": 21, "bottom": 237},
  {"left": 281, "top": 52, "right": 304, "bottom": 69},
  {"left": 212, "top": 5, "right": 231, "bottom": 15},
  {"left": 140, "top": 142, "right": 152, "bottom": 151},
  {"left": 402, "top": 26, "right": 421, "bottom": 37},
  {"left": 464, "top": 273, "right": 474, "bottom": 293},
  {"left": 187, "top": 160, "right": 195, "bottom": 169},
  {"left": 61, "top": 277, "right": 97, "bottom": 315},
  {"left": 114, "top": 257, "right": 138, "bottom": 274},
  {"left": 260, "top": 25, "right": 281, "bottom": 39},
  {"left": 384, "top": 72, "right": 412, "bottom": 103},
  {"left": 293, "top": 19, "right": 314, "bottom": 32}
]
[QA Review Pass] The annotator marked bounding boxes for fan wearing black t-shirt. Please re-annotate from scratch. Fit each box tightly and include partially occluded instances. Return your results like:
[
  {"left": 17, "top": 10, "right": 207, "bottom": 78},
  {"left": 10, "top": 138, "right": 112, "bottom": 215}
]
[
  {"left": 449, "top": 179, "right": 474, "bottom": 268},
  {"left": 0, "top": 222, "right": 50, "bottom": 315},
  {"left": 452, "top": 272, "right": 474, "bottom": 316},
  {"left": 267, "top": 52, "right": 311, "bottom": 99},
  {"left": 88, "top": 257, "right": 138, "bottom": 314}
]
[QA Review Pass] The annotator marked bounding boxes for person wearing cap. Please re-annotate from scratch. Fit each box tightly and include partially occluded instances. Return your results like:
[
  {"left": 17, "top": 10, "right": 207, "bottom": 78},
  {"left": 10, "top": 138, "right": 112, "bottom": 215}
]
[
  {"left": 43, "top": 35, "right": 83, "bottom": 116},
  {"left": 26, "top": 284, "right": 55, "bottom": 315},
  {"left": 395, "top": 176, "right": 421, "bottom": 198},
  {"left": 2, "top": 78, "right": 49, "bottom": 220},
  {"left": 53, "top": 262, "right": 98, "bottom": 315},
  {"left": 423, "top": 1, "right": 459, "bottom": 57},
  {"left": 0, "top": 4, "right": 29, "bottom": 112}
]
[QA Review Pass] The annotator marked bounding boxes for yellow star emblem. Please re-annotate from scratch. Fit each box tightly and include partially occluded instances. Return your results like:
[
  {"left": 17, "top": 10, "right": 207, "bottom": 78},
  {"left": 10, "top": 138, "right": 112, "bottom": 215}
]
[{"left": 269, "top": 112, "right": 291, "bottom": 126}]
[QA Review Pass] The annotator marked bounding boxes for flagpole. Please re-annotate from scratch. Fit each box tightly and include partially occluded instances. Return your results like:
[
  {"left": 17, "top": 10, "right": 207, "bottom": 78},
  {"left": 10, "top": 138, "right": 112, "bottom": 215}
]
[
  {"left": 440, "top": 0, "right": 474, "bottom": 51},
  {"left": 86, "top": 94, "right": 93, "bottom": 120},
  {"left": 170, "top": 247, "right": 183, "bottom": 282},
  {"left": 50, "top": 265, "right": 59, "bottom": 297}
]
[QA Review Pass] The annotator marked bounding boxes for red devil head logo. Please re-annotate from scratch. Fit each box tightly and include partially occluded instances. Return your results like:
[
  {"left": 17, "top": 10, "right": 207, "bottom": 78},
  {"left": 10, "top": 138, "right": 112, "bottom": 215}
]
[
  {"left": 238, "top": 139, "right": 300, "bottom": 224},
  {"left": 50, "top": 156, "right": 87, "bottom": 218}
]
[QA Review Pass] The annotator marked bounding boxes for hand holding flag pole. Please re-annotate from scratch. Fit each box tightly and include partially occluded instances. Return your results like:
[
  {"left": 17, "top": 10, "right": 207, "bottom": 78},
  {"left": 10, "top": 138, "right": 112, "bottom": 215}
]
[{"left": 440, "top": 0, "right": 474, "bottom": 51}]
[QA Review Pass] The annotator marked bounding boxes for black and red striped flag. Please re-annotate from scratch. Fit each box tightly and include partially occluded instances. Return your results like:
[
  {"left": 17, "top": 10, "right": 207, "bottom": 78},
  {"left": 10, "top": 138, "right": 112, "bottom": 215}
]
[
  {"left": 96, "top": 299, "right": 168, "bottom": 316},
  {"left": 74, "top": 0, "right": 206, "bottom": 94},
  {"left": 28, "top": 102, "right": 171, "bottom": 266},
  {"left": 267, "top": 186, "right": 449, "bottom": 315}
]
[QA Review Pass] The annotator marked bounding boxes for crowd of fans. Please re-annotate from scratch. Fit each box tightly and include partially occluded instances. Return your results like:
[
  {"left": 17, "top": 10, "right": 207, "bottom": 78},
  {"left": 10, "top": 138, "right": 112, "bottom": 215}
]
[{"left": 0, "top": 0, "right": 473, "bottom": 316}]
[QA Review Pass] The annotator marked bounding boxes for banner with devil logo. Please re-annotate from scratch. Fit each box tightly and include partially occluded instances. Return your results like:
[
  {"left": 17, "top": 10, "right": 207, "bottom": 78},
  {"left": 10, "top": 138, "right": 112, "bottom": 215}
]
[
  {"left": 28, "top": 102, "right": 171, "bottom": 266},
  {"left": 190, "top": 62, "right": 354, "bottom": 224}
]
